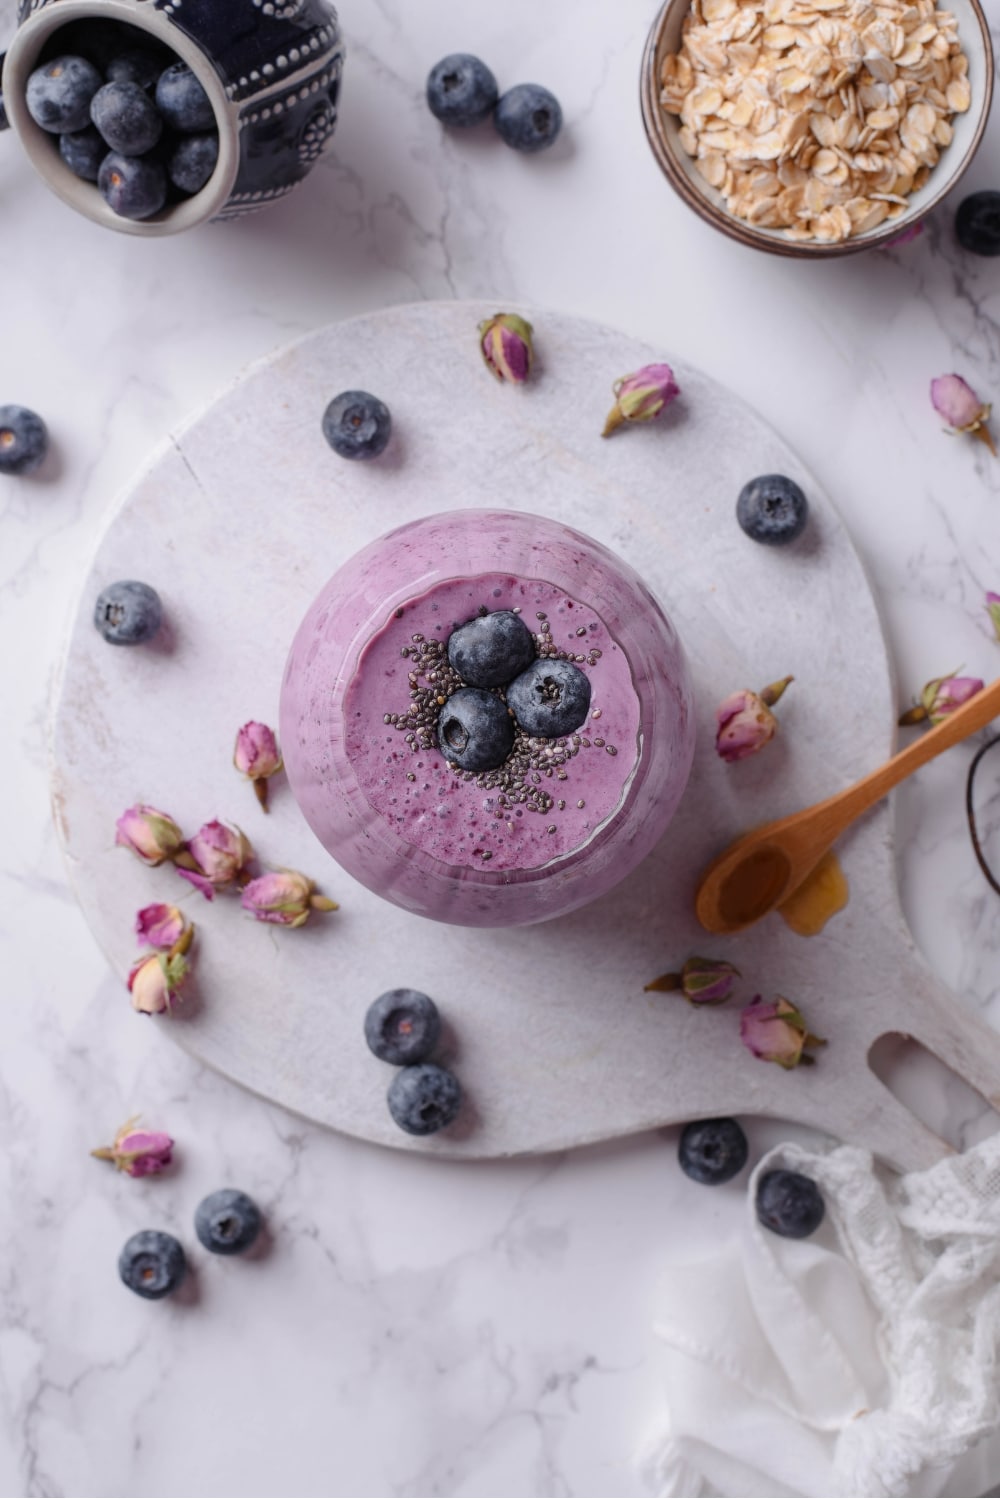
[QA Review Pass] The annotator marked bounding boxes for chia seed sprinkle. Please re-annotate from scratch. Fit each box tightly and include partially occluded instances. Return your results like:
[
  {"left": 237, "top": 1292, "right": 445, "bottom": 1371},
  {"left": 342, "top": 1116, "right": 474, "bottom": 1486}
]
[
  {"left": 383, "top": 607, "right": 619, "bottom": 819},
  {"left": 577, "top": 799, "right": 585, "bottom": 808}
]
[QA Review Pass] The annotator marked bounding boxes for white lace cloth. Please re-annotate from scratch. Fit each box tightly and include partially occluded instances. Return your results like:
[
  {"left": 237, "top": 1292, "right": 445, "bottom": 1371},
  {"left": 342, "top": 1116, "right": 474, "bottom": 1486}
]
[{"left": 641, "top": 1135, "right": 1000, "bottom": 1498}]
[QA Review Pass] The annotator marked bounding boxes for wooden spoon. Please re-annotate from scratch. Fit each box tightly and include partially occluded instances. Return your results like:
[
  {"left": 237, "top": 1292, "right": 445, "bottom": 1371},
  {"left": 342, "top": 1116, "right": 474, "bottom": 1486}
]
[{"left": 695, "top": 675, "right": 1000, "bottom": 934}]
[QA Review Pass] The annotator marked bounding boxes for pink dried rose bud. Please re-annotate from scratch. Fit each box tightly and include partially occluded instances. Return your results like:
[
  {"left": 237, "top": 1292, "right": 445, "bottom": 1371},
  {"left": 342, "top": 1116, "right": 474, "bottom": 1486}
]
[
  {"left": 602, "top": 363, "right": 679, "bottom": 437},
  {"left": 135, "top": 903, "right": 188, "bottom": 950},
  {"left": 715, "top": 677, "right": 793, "bottom": 763},
  {"left": 92, "top": 1117, "right": 174, "bottom": 1177},
  {"left": 241, "top": 869, "right": 338, "bottom": 928},
  {"left": 987, "top": 593, "right": 1000, "bottom": 642},
  {"left": 899, "top": 671, "right": 984, "bottom": 727},
  {"left": 930, "top": 374, "right": 996, "bottom": 455},
  {"left": 176, "top": 820, "right": 254, "bottom": 899},
  {"left": 740, "top": 995, "right": 826, "bottom": 1069},
  {"left": 882, "top": 220, "right": 924, "bottom": 248},
  {"left": 128, "top": 950, "right": 190, "bottom": 1015},
  {"left": 645, "top": 956, "right": 741, "bottom": 1006},
  {"left": 234, "top": 721, "right": 283, "bottom": 812},
  {"left": 479, "top": 313, "right": 534, "bottom": 384},
  {"left": 115, "top": 805, "right": 184, "bottom": 866}
]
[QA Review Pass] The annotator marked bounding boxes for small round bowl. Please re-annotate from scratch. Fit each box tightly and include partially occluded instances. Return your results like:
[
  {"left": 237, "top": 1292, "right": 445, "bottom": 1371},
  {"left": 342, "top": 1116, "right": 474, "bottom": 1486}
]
[{"left": 640, "top": 0, "right": 994, "bottom": 258}]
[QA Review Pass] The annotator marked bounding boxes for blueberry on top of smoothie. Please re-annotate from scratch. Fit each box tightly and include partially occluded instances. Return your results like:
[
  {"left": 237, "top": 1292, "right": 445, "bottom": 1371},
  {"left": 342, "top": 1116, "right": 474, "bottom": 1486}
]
[
  {"left": 446, "top": 610, "right": 536, "bottom": 689},
  {"left": 506, "top": 658, "right": 592, "bottom": 738},
  {"left": 438, "top": 687, "right": 514, "bottom": 772}
]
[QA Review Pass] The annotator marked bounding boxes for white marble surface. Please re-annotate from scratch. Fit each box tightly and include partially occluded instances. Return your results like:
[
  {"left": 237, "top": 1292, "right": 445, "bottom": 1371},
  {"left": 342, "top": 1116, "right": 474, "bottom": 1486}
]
[{"left": 2, "top": 1, "right": 999, "bottom": 1495}]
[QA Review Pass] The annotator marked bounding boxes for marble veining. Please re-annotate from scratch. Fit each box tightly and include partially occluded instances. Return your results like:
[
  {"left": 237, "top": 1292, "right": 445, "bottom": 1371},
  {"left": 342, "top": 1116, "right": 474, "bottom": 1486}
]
[{"left": 1, "top": 0, "right": 999, "bottom": 1492}]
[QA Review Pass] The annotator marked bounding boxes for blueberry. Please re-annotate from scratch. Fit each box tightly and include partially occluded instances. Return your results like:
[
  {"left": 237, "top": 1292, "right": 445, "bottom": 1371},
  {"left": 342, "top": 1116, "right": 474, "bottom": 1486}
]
[
  {"left": 90, "top": 81, "right": 163, "bottom": 155},
  {"left": 365, "top": 988, "right": 441, "bottom": 1065},
  {"left": 194, "top": 1188, "right": 262, "bottom": 1256},
  {"left": 26, "top": 55, "right": 103, "bottom": 134},
  {"left": 505, "top": 659, "right": 591, "bottom": 738},
  {"left": 93, "top": 580, "right": 163, "bottom": 645},
  {"left": 155, "top": 62, "right": 215, "bottom": 133},
  {"left": 736, "top": 474, "right": 809, "bottom": 547},
  {"left": 98, "top": 151, "right": 167, "bottom": 220},
  {"left": 956, "top": 192, "right": 1000, "bottom": 258},
  {"left": 438, "top": 687, "right": 514, "bottom": 771},
  {"left": 387, "top": 1064, "right": 462, "bottom": 1136},
  {"left": 168, "top": 132, "right": 219, "bottom": 195},
  {"left": 755, "top": 1169, "right": 825, "bottom": 1239},
  {"left": 678, "top": 1118, "right": 748, "bottom": 1186},
  {"left": 118, "top": 1229, "right": 187, "bottom": 1299},
  {"left": 447, "top": 611, "right": 536, "bottom": 689},
  {"left": 494, "top": 83, "right": 563, "bottom": 153},
  {"left": 59, "top": 126, "right": 107, "bottom": 182},
  {"left": 0, "top": 406, "right": 48, "bottom": 476},
  {"left": 321, "top": 390, "right": 392, "bottom": 461},
  {"left": 53, "top": 20, "right": 134, "bottom": 72},
  {"left": 106, "top": 46, "right": 171, "bottom": 93},
  {"left": 426, "top": 53, "right": 498, "bottom": 128}
]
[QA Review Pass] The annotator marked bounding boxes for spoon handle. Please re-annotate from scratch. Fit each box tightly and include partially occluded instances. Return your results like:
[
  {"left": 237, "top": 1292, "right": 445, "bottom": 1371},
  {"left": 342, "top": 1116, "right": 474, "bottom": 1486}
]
[{"left": 818, "top": 675, "right": 1000, "bottom": 838}]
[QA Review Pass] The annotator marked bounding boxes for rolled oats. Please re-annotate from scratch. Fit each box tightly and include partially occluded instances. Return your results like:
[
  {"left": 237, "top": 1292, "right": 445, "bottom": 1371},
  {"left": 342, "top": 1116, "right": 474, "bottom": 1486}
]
[{"left": 660, "top": 0, "right": 972, "bottom": 243}]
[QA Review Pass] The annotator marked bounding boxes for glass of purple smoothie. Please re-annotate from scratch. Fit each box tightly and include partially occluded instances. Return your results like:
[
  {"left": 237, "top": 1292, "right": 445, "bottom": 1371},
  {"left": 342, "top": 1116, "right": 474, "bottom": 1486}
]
[{"left": 280, "top": 510, "right": 695, "bottom": 927}]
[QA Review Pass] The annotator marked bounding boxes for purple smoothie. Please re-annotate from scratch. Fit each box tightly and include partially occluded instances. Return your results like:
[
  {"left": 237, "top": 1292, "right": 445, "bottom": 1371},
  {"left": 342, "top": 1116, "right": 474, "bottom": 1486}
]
[{"left": 280, "top": 510, "right": 695, "bottom": 927}]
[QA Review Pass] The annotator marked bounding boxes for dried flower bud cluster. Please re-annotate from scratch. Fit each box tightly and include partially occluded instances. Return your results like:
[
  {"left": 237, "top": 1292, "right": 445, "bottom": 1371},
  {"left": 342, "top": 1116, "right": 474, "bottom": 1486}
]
[{"left": 660, "top": 0, "right": 971, "bottom": 244}]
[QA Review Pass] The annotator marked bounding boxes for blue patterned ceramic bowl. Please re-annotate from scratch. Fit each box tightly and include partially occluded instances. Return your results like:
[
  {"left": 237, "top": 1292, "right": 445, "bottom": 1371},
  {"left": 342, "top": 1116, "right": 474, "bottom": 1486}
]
[{"left": 1, "top": 0, "right": 345, "bottom": 234}]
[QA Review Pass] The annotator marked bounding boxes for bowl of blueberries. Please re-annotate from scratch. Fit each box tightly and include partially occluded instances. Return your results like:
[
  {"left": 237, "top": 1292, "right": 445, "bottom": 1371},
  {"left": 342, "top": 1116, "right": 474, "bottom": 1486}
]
[{"left": 0, "top": 0, "right": 346, "bottom": 234}]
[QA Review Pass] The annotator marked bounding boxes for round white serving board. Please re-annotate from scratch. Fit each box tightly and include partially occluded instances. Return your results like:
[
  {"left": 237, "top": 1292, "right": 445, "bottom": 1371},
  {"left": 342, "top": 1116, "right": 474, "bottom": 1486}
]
[{"left": 50, "top": 301, "right": 1000, "bottom": 1169}]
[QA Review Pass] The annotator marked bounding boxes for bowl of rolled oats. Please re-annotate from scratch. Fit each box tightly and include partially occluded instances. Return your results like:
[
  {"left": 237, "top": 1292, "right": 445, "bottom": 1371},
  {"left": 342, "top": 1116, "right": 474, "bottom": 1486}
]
[{"left": 640, "top": 0, "right": 993, "bottom": 255}]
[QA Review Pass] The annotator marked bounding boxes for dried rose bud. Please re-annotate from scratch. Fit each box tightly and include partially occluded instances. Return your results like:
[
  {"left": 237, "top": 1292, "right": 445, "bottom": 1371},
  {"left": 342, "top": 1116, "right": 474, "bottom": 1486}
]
[
  {"left": 987, "top": 593, "right": 1000, "bottom": 642},
  {"left": 715, "top": 677, "right": 793, "bottom": 763},
  {"left": 241, "top": 869, "right": 338, "bottom": 928},
  {"left": 115, "top": 804, "right": 184, "bottom": 866},
  {"left": 645, "top": 956, "right": 741, "bottom": 1006},
  {"left": 899, "top": 671, "right": 984, "bottom": 727},
  {"left": 135, "top": 903, "right": 187, "bottom": 950},
  {"left": 128, "top": 947, "right": 190, "bottom": 1015},
  {"left": 479, "top": 313, "right": 534, "bottom": 384},
  {"left": 92, "top": 1117, "right": 174, "bottom": 1177},
  {"left": 176, "top": 820, "right": 254, "bottom": 899},
  {"left": 930, "top": 374, "right": 995, "bottom": 455},
  {"left": 602, "top": 363, "right": 679, "bottom": 437},
  {"left": 882, "top": 220, "right": 924, "bottom": 249},
  {"left": 234, "top": 721, "right": 283, "bottom": 811},
  {"left": 739, "top": 995, "right": 825, "bottom": 1069}
]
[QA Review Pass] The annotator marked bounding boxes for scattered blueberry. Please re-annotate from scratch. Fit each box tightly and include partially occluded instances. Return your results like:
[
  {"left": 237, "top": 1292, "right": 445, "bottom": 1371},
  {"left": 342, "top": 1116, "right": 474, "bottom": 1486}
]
[
  {"left": 387, "top": 1064, "right": 462, "bottom": 1136},
  {"left": 106, "top": 45, "right": 171, "bottom": 93},
  {"left": 59, "top": 125, "right": 107, "bottom": 182},
  {"left": 505, "top": 658, "right": 591, "bottom": 738},
  {"left": 118, "top": 1229, "right": 187, "bottom": 1299},
  {"left": 447, "top": 610, "right": 536, "bottom": 689},
  {"left": 155, "top": 62, "right": 215, "bottom": 133},
  {"left": 91, "top": 80, "right": 163, "bottom": 155},
  {"left": 365, "top": 989, "right": 441, "bottom": 1065},
  {"left": 26, "top": 55, "right": 103, "bottom": 134},
  {"left": 93, "top": 580, "right": 163, "bottom": 645},
  {"left": 678, "top": 1118, "right": 748, "bottom": 1186},
  {"left": 168, "top": 132, "right": 219, "bottom": 195},
  {"left": 0, "top": 406, "right": 48, "bottom": 477},
  {"left": 98, "top": 151, "right": 167, "bottom": 220},
  {"left": 736, "top": 474, "right": 809, "bottom": 547},
  {"left": 955, "top": 192, "right": 1000, "bottom": 258},
  {"left": 321, "top": 390, "right": 392, "bottom": 461},
  {"left": 755, "top": 1169, "right": 825, "bottom": 1239},
  {"left": 494, "top": 83, "right": 563, "bottom": 153},
  {"left": 438, "top": 687, "right": 515, "bottom": 771},
  {"left": 194, "top": 1188, "right": 262, "bottom": 1256},
  {"left": 426, "top": 53, "right": 499, "bottom": 128}
]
